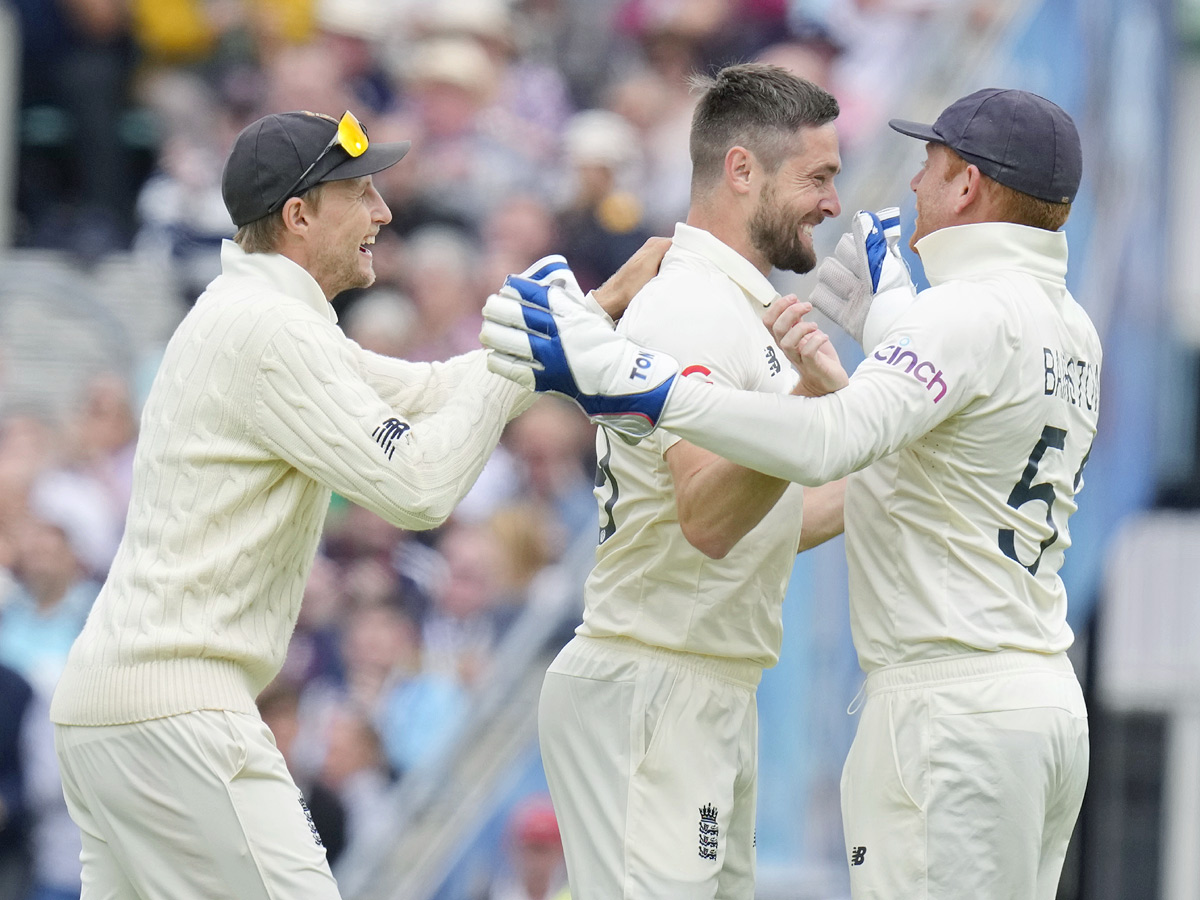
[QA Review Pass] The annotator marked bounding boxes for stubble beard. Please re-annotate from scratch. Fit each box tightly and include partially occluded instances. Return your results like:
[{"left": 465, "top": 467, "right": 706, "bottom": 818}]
[
  {"left": 317, "top": 243, "right": 375, "bottom": 298},
  {"left": 749, "top": 187, "right": 817, "bottom": 275}
]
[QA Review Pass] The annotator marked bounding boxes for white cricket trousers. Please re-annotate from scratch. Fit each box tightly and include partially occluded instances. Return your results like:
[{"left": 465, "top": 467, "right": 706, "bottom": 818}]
[
  {"left": 538, "top": 635, "right": 762, "bottom": 900},
  {"left": 840, "top": 649, "right": 1089, "bottom": 900},
  {"left": 54, "top": 709, "right": 341, "bottom": 900}
]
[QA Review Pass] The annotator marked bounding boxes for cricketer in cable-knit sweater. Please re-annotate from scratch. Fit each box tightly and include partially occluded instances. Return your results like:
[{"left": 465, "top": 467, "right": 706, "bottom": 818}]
[{"left": 51, "top": 240, "right": 533, "bottom": 727}]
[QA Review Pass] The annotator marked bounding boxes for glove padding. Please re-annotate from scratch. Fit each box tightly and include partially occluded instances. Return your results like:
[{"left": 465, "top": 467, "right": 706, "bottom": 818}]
[
  {"left": 810, "top": 207, "right": 916, "bottom": 349},
  {"left": 481, "top": 256, "right": 678, "bottom": 439}
]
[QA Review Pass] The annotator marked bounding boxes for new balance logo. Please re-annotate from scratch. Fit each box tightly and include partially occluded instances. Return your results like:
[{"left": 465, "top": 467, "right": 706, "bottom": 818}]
[
  {"left": 764, "top": 345, "right": 781, "bottom": 375},
  {"left": 850, "top": 845, "right": 867, "bottom": 866},
  {"left": 698, "top": 804, "right": 719, "bottom": 860},
  {"left": 372, "top": 417, "right": 410, "bottom": 460}
]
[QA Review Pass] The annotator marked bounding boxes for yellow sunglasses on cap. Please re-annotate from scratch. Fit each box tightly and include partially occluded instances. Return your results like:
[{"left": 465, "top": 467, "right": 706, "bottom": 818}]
[{"left": 268, "top": 111, "right": 369, "bottom": 213}]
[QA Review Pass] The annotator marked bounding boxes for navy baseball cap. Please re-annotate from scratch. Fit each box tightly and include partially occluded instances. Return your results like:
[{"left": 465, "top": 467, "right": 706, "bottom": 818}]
[
  {"left": 889, "top": 88, "right": 1082, "bottom": 204},
  {"left": 222, "top": 110, "right": 411, "bottom": 227}
]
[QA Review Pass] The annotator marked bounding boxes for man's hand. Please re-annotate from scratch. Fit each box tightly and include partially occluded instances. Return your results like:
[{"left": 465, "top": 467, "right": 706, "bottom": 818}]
[
  {"left": 809, "top": 207, "right": 915, "bottom": 349},
  {"left": 765, "top": 295, "right": 849, "bottom": 397},
  {"left": 481, "top": 258, "right": 679, "bottom": 439},
  {"left": 591, "top": 236, "right": 671, "bottom": 321}
]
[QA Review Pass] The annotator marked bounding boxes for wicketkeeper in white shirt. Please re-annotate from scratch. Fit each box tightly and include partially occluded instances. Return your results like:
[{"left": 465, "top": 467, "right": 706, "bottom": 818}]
[
  {"left": 49, "top": 109, "right": 656, "bottom": 900},
  {"left": 482, "top": 88, "right": 1100, "bottom": 900},
  {"left": 509, "top": 64, "right": 849, "bottom": 900}
]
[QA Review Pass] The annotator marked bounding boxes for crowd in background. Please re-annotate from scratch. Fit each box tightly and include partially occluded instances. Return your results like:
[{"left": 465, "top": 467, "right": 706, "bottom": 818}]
[{"left": 0, "top": 1, "right": 992, "bottom": 898}]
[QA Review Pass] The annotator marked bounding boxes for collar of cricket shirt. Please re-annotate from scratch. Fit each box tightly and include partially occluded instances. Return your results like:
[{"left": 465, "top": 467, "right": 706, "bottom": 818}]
[
  {"left": 219, "top": 239, "right": 339, "bottom": 323},
  {"left": 915, "top": 221, "right": 1068, "bottom": 290},
  {"left": 669, "top": 222, "right": 779, "bottom": 308}
]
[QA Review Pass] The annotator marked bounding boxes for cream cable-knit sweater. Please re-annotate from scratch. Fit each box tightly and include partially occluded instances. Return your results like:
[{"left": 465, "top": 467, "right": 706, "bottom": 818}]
[{"left": 51, "top": 241, "right": 532, "bottom": 726}]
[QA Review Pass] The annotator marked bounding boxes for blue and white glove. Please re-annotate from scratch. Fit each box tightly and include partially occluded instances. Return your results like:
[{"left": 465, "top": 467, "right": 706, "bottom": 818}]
[
  {"left": 481, "top": 255, "right": 679, "bottom": 439},
  {"left": 810, "top": 207, "right": 916, "bottom": 350}
]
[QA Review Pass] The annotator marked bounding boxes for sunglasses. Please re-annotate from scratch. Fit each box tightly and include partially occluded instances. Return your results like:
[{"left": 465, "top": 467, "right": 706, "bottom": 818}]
[{"left": 267, "top": 111, "right": 369, "bottom": 214}]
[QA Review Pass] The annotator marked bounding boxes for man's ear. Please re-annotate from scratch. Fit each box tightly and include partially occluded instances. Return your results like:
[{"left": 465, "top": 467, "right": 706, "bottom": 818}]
[
  {"left": 724, "top": 146, "right": 755, "bottom": 196},
  {"left": 954, "top": 164, "right": 985, "bottom": 214},
  {"left": 281, "top": 196, "right": 310, "bottom": 235}
]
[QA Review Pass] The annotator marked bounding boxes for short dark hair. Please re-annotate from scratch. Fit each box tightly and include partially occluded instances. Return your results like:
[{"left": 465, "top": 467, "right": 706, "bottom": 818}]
[
  {"left": 233, "top": 183, "right": 329, "bottom": 253},
  {"left": 689, "top": 63, "right": 839, "bottom": 189}
]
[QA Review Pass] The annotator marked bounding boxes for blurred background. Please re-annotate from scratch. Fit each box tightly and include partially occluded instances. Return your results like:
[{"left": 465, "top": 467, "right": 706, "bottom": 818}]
[{"left": 0, "top": 0, "right": 1196, "bottom": 898}]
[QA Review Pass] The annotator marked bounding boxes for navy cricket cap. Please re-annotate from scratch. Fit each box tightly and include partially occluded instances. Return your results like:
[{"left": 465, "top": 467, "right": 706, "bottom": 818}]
[
  {"left": 889, "top": 88, "right": 1082, "bottom": 204},
  {"left": 221, "top": 110, "right": 411, "bottom": 227}
]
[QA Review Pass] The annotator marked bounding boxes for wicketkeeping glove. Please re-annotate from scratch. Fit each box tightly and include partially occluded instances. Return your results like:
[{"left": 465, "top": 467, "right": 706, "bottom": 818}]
[
  {"left": 481, "top": 256, "right": 679, "bottom": 439},
  {"left": 810, "top": 207, "right": 916, "bottom": 350}
]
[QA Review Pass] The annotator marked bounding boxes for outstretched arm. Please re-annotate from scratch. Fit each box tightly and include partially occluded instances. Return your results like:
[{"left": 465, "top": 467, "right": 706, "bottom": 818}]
[{"left": 477, "top": 257, "right": 968, "bottom": 485}]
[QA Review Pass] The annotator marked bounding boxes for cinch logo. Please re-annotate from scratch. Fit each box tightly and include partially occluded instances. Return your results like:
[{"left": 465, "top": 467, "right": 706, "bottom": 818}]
[{"left": 872, "top": 339, "right": 949, "bottom": 403}]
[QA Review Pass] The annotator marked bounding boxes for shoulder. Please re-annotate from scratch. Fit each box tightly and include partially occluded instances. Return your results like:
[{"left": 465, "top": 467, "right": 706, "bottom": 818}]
[
  {"left": 622, "top": 263, "right": 744, "bottom": 336},
  {"left": 903, "top": 281, "right": 1018, "bottom": 353}
]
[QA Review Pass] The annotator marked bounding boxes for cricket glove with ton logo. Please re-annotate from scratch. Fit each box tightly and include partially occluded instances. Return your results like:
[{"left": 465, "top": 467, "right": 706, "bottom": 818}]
[{"left": 480, "top": 255, "right": 679, "bottom": 439}]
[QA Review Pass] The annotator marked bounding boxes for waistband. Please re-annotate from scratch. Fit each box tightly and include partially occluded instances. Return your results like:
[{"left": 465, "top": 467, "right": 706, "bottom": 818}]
[
  {"left": 571, "top": 634, "right": 763, "bottom": 689},
  {"left": 864, "top": 649, "right": 1076, "bottom": 696}
]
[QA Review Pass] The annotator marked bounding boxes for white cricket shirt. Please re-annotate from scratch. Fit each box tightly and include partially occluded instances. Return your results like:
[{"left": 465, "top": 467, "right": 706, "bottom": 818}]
[
  {"left": 580, "top": 223, "right": 806, "bottom": 668},
  {"left": 662, "top": 222, "right": 1101, "bottom": 671}
]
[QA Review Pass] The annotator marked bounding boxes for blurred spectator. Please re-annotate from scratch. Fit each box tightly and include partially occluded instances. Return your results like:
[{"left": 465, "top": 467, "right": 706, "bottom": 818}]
[
  {"left": 396, "top": 226, "right": 487, "bottom": 364},
  {"left": 322, "top": 503, "right": 439, "bottom": 621},
  {"left": 259, "top": 40, "right": 357, "bottom": 121},
  {"left": 341, "top": 288, "right": 418, "bottom": 358},
  {"left": 605, "top": 66, "right": 695, "bottom": 234},
  {"left": 131, "top": 0, "right": 314, "bottom": 75},
  {"left": 20, "top": 691, "right": 80, "bottom": 900},
  {"left": 132, "top": 71, "right": 241, "bottom": 302},
  {"left": 61, "top": 372, "right": 139, "bottom": 534},
  {"left": 474, "top": 794, "right": 567, "bottom": 900},
  {"left": 0, "top": 663, "right": 33, "bottom": 900},
  {"left": 555, "top": 109, "right": 656, "bottom": 293},
  {"left": 0, "top": 415, "right": 61, "bottom": 535},
  {"left": 295, "top": 600, "right": 468, "bottom": 781},
  {"left": 398, "top": 36, "right": 539, "bottom": 225},
  {"left": 318, "top": 705, "right": 396, "bottom": 852},
  {"left": 422, "top": 521, "right": 518, "bottom": 686},
  {"left": 373, "top": 605, "right": 470, "bottom": 777},
  {"left": 616, "top": 0, "right": 790, "bottom": 72},
  {"left": 312, "top": 0, "right": 403, "bottom": 116},
  {"left": 485, "top": 506, "right": 556, "bottom": 598},
  {"left": 280, "top": 552, "right": 350, "bottom": 688},
  {"left": 0, "top": 474, "right": 105, "bottom": 695},
  {"left": 511, "top": 0, "right": 634, "bottom": 110},
  {"left": 412, "top": 0, "right": 575, "bottom": 167},
  {"left": 503, "top": 396, "right": 598, "bottom": 556},
  {"left": 753, "top": 18, "right": 844, "bottom": 90},
  {"left": 13, "top": 0, "right": 142, "bottom": 253},
  {"left": 482, "top": 194, "right": 557, "bottom": 277},
  {"left": 0, "top": 469, "right": 109, "bottom": 900},
  {"left": 257, "top": 679, "right": 348, "bottom": 865},
  {"left": 819, "top": 0, "right": 971, "bottom": 146}
]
